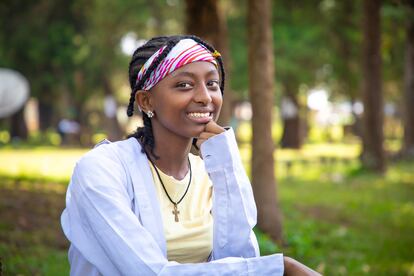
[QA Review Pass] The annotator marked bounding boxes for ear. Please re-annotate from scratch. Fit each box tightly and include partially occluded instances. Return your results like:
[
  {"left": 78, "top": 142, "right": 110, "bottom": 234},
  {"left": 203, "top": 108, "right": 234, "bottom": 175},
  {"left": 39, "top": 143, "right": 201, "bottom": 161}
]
[{"left": 135, "top": 91, "right": 154, "bottom": 113}]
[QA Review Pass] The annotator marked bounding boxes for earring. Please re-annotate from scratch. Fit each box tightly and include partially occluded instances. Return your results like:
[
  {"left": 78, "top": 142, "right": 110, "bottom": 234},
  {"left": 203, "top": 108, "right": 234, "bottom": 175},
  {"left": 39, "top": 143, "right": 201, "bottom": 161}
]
[{"left": 146, "top": 111, "right": 154, "bottom": 118}]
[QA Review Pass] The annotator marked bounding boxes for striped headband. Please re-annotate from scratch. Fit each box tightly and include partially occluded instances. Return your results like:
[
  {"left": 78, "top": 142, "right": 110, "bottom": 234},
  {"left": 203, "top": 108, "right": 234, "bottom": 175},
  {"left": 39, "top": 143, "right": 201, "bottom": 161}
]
[{"left": 136, "top": 39, "right": 220, "bottom": 91}]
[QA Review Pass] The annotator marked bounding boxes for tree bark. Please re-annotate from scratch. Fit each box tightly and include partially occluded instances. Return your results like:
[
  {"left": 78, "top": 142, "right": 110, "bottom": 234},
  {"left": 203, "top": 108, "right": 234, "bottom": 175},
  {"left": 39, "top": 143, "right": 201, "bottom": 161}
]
[
  {"left": 402, "top": 3, "right": 414, "bottom": 157},
  {"left": 10, "top": 106, "right": 28, "bottom": 140},
  {"left": 280, "top": 83, "right": 302, "bottom": 149},
  {"left": 361, "top": 0, "right": 386, "bottom": 172},
  {"left": 281, "top": 118, "right": 301, "bottom": 148},
  {"left": 335, "top": 1, "right": 363, "bottom": 139},
  {"left": 38, "top": 99, "right": 55, "bottom": 132},
  {"left": 185, "top": 0, "right": 233, "bottom": 126},
  {"left": 248, "top": 0, "right": 283, "bottom": 243}
]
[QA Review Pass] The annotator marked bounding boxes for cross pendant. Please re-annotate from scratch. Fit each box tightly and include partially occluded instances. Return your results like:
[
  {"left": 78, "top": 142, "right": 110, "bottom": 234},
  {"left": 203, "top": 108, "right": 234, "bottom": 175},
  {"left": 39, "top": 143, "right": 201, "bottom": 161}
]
[{"left": 172, "top": 204, "right": 180, "bottom": 222}]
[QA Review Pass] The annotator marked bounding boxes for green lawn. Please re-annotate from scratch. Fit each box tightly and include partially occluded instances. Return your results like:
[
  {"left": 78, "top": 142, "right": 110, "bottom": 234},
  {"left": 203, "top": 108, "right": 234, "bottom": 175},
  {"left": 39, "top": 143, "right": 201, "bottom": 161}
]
[{"left": 0, "top": 144, "right": 413, "bottom": 275}]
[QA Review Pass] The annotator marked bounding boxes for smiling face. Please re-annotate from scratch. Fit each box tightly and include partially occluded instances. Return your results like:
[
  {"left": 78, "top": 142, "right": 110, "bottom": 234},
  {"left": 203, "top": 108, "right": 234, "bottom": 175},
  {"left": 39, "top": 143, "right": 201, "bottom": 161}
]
[{"left": 136, "top": 61, "right": 223, "bottom": 143}]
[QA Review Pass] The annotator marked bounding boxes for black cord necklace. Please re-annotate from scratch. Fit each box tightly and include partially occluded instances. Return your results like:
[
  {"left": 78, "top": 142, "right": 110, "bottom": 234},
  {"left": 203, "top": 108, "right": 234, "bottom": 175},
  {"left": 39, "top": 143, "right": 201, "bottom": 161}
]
[{"left": 146, "top": 153, "right": 192, "bottom": 222}]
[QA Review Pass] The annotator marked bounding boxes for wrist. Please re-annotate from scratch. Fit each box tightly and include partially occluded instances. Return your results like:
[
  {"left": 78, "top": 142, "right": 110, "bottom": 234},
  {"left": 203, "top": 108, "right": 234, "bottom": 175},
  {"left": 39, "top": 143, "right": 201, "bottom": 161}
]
[{"left": 283, "top": 256, "right": 293, "bottom": 274}]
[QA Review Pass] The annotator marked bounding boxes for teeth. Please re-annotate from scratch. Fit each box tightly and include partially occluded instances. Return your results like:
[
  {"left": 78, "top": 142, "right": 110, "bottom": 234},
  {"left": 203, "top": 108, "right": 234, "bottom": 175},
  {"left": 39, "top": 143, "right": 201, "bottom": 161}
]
[{"left": 188, "top": 112, "right": 210, "bottom": 118}]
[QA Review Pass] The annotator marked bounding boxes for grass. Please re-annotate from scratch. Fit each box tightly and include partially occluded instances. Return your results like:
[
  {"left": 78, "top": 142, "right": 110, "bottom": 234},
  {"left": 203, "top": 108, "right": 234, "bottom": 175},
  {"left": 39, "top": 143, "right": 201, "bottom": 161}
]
[
  {"left": 276, "top": 160, "right": 414, "bottom": 275},
  {"left": 0, "top": 144, "right": 413, "bottom": 275},
  {"left": 0, "top": 147, "right": 87, "bottom": 183}
]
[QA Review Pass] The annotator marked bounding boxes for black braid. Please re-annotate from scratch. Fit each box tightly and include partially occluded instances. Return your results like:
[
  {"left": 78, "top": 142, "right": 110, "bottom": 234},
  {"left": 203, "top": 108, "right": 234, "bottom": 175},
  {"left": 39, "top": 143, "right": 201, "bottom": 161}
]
[{"left": 126, "top": 35, "right": 226, "bottom": 159}]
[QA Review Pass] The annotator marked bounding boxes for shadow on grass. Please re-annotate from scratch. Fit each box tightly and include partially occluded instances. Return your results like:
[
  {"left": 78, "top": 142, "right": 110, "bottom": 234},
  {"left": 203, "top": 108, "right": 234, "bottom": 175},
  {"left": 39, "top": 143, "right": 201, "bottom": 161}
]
[{"left": 0, "top": 176, "right": 69, "bottom": 275}]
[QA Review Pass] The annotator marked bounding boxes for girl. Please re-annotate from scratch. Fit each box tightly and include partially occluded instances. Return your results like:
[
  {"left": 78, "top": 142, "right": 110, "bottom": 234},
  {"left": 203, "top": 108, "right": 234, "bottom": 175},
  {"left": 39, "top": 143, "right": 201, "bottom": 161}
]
[{"left": 61, "top": 35, "right": 319, "bottom": 275}]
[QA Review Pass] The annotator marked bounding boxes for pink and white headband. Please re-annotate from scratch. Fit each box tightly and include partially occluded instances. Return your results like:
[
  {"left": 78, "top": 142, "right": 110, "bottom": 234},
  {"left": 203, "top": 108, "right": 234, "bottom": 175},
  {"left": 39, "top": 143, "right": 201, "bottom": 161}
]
[{"left": 136, "top": 39, "right": 220, "bottom": 91}]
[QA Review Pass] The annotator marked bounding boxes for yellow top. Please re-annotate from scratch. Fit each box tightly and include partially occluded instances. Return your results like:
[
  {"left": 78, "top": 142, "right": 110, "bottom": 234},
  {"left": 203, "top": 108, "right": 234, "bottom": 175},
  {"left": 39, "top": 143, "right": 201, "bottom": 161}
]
[{"left": 148, "top": 154, "right": 213, "bottom": 263}]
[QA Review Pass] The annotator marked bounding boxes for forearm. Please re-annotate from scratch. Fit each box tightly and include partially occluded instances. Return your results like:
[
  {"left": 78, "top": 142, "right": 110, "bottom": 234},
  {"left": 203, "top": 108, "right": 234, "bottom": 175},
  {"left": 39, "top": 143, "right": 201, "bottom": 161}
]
[
  {"left": 201, "top": 128, "right": 259, "bottom": 258},
  {"left": 283, "top": 256, "right": 322, "bottom": 276}
]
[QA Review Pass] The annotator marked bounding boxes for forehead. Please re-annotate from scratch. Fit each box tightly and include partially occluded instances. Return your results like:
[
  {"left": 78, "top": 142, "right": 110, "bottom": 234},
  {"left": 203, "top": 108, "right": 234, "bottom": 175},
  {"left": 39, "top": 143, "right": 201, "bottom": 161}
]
[{"left": 169, "top": 61, "right": 219, "bottom": 78}]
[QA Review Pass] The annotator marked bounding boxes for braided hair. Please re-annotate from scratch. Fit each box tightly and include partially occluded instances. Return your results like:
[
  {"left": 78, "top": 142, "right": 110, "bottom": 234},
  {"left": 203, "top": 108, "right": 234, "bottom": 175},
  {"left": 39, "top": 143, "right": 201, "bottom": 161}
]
[{"left": 127, "top": 35, "right": 226, "bottom": 159}]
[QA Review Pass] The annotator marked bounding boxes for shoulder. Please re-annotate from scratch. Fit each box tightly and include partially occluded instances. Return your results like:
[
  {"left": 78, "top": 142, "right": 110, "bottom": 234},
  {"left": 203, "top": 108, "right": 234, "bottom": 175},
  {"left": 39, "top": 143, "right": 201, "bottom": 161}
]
[
  {"left": 78, "top": 138, "right": 140, "bottom": 164},
  {"left": 73, "top": 138, "right": 141, "bottom": 184}
]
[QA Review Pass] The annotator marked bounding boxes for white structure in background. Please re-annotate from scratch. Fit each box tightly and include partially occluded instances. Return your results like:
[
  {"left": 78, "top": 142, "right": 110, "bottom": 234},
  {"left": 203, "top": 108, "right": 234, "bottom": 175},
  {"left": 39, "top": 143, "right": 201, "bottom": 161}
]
[
  {"left": 120, "top": 32, "right": 147, "bottom": 56},
  {"left": 353, "top": 101, "right": 364, "bottom": 115},
  {"left": 234, "top": 101, "right": 252, "bottom": 121},
  {"left": 58, "top": 119, "right": 80, "bottom": 135},
  {"left": 0, "top": 68, "right": 29, "bottom": 118},
  {"left": 281, "top": 97, "right": 298, "bottom": 120},
  {"left": 104, "top": 95, "right": 117, "bottom": 119},
  {"left": 307, "top": 88, "right": 329, "bottom": 111},
  {"left": 307, "top": 88, "right": 331, "bottom": 126},
  {"left": 307, "top": 88, "right": 354, "bottom": 127}
]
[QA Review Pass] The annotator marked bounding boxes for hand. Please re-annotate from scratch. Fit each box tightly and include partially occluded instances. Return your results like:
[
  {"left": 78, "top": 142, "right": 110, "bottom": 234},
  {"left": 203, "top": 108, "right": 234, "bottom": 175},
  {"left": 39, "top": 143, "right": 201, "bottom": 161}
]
[
  {"left": 195, "top": 120, "right": 225, "bottom": 149},
  {"left": 283, "top": 256, "right": 322, "bottom": 276}
]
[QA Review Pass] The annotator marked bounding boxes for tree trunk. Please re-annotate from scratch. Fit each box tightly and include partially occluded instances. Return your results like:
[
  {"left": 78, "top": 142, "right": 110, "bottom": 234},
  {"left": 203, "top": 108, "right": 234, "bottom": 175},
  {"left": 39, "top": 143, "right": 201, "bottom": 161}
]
[
  {"left": 185, "top": 0, "right": 233, "bottom": 126},
  {"left": 71, "top": 98, "right": 92, "bottom": 147},
  {"left": 361, "top": 0, "right": 386, "bottom": 172},
  {"left": 10, "top": 106, "right": 28, "bottom": 140},
  {"left": 280, "top": 83, "right": 302, "bottom": 149},
  {"left": 402, "top": 3, "right": 414, "bottom": 157},
  {"left": 336, "top": 1, "right": 362, "bottom": 139},
  {"left": 38, "top": 99, "right": 54, "bottom": 132},
  {"left": 281, "top": 118, "right": 301, "bottom": 148},
  {"left": 350, "top": 96, "right": 363, "bottom": 138},
  {"left": 248, "top": 0, "right": 283, "bottom": 244}
]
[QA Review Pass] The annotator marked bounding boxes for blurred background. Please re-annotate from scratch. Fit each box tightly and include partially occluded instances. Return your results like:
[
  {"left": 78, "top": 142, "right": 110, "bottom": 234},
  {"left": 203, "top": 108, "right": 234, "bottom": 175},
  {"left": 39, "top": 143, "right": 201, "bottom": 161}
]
[{"left": 0, "top": 0, "right": 413, "bottom": 275}]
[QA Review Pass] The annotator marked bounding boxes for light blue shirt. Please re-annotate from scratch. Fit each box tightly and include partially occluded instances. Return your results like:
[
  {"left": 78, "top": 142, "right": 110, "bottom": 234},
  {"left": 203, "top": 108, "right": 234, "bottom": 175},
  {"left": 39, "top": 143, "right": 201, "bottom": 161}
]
[{"left": 61, "top": 128, "right": 284, "bottom": 275}]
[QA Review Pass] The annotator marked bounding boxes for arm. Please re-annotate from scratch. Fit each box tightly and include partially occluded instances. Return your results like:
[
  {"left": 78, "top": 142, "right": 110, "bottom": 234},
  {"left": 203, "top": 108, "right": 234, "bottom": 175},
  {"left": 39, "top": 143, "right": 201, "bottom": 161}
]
[
  {"left": 62, "top": 145, "right": 284, "bottom": 276},
  {"left": 197, "top": 124, "right": 320, "bottom": 276},
  {"left": 200, "top": 127, "right": 260, "bottom": 259},
  {"left": 283, "top": 257, "right": 322, "bottom": 276}
]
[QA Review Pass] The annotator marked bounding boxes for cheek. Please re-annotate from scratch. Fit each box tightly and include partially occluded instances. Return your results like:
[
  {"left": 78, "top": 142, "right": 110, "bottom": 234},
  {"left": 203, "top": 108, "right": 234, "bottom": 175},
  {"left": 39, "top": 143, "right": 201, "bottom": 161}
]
[
  {"left": 213, "top": 93, "right": 223, "bottom": 108},
  {"left": 155, "top": 98, "right": 187, "bottom": 119}
]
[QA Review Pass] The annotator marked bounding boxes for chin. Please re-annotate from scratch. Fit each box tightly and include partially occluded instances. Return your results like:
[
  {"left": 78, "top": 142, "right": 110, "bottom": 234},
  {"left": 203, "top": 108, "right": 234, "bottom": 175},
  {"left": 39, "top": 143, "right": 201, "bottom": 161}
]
[
  {"left": 180, "top": 125, "right": 203, "bottom": 138},
  {"left": 189, "top": 129, "right": 205, "bottom": 139}
]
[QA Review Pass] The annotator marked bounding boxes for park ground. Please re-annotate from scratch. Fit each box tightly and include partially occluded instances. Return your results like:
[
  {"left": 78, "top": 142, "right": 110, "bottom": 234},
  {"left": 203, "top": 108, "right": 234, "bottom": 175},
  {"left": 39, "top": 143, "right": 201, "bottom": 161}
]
[{"left": 0, "top": 142, "right": 413, "bottom": 275}]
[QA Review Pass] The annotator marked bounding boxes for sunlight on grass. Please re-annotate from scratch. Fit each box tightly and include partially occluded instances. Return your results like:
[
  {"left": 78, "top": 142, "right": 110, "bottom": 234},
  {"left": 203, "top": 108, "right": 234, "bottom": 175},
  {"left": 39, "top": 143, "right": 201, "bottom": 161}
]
[
  {"left": 0, "top": 147, "right": 87, "bottom": 182},
  {"left": 0, "top": 143, "right": 361, "bottom": 182}
]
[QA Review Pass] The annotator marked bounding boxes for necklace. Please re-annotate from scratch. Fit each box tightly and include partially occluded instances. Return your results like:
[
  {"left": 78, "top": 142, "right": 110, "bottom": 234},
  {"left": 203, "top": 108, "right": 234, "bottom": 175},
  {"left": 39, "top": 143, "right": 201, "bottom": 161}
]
[{"left": 146, "top": 154, "right": 192, "bottom": 222}]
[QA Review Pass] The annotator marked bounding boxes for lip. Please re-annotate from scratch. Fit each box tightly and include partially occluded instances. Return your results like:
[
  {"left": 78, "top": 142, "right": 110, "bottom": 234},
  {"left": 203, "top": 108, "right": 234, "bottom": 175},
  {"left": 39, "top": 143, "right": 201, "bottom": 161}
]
[{"left": 186, "top": 111, "right": 213, "bottom": 124}]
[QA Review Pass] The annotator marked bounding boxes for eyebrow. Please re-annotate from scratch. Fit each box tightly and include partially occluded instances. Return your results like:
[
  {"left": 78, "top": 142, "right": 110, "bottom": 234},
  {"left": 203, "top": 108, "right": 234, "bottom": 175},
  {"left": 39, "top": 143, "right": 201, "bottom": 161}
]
[{"left": 171, "top": 69, "right": 219, "bottom": 78}]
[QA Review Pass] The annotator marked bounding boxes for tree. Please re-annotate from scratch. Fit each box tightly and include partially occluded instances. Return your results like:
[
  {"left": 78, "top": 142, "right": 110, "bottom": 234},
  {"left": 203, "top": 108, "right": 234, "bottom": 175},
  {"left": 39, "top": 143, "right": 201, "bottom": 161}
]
[
  {"left": 185, "top": 0, "right": 233, "bottom": 126},
  {"left": 0, "top": 0, "right": 82, "bottom": 131},
  {"left": 361, "top": 0, "right": 386, "bottom": 172},
  {"left": 248, "top": 0, "right": 283, "bottom": 243},
  {"left": 274, "top": 0, "right": 327, "bottom": 149},
  {"left": 10, "top": 108, "right": 28, "bottom": 140},
  {"left": 325, "top": 1, "right": 363, "bottom": 138},
  {"left": 402, "top": 1, "right": 414, "bottom": 158}
]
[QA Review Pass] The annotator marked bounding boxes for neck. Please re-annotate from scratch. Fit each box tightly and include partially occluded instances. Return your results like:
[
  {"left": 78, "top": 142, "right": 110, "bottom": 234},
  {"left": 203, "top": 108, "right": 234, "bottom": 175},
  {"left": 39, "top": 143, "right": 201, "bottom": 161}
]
[{"left": 149, "top": 126, "right": 192, "bottom": 180}]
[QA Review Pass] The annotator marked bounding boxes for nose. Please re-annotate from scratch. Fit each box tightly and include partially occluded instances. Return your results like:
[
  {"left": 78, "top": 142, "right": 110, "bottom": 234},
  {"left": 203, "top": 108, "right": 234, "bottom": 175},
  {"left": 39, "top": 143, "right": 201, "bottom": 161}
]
[{"left": 194, "top": 83, "right": 212, "bottom": 105}]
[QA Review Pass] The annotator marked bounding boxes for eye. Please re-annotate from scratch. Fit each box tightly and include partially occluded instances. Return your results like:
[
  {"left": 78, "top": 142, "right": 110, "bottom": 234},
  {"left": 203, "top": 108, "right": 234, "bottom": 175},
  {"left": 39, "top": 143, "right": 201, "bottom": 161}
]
[
  {"left": 207, "top": 80, "right": 220, "bottom": 89},
  {"left": 175, "top": 81, "right": 193, "bottom": 89}
]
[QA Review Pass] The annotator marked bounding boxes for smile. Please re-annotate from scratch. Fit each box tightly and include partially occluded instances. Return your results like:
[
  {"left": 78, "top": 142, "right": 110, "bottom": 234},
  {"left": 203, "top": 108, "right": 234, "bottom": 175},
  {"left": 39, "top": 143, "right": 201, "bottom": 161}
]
[
  {"left": 187, "top": 112, "right": 212, "bottom": 118},
  {"left": 186, "top": 112, "right": 213, "bottom": 123}
]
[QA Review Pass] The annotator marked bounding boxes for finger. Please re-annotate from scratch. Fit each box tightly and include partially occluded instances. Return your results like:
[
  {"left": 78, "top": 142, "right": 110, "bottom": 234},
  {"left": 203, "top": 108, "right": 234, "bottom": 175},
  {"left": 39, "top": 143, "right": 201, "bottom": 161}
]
[
  {"left": 195, "top": 132, "right": 219, "bottom": 149},
  {"left": 198, "top": 132, "right": 216, "bottom": 140},
  {"left": 195, "top": 138, "right": 206, "bottom": 149},
  {"left": 205, "top": 120, "right": 225, "bottom": 134}
]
